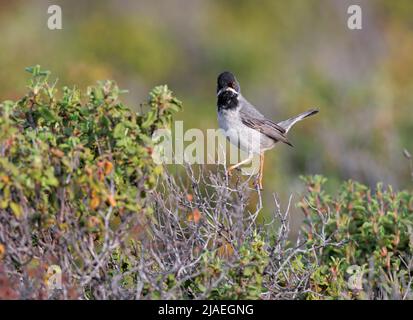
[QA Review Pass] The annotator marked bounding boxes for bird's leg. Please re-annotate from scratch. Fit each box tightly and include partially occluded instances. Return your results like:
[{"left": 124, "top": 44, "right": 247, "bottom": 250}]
[
  {"left": 227, "top": 153, "right": 253, "bottom": 176},
  {"left": 257, "top": 152, "right": 264, "bottom": 190}
]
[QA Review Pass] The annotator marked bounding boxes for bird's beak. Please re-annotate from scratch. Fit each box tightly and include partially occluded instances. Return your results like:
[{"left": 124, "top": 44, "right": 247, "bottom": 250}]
[{"left": 217, "top": 86, "right": 238, "bottom": 97}]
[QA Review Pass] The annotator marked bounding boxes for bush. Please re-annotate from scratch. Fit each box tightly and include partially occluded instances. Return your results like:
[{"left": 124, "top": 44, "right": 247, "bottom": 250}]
[
  {"left": 0, "top": 67, "right": 412, "bottom": 300},
  {"left": 0, "top": 66, "right": 182, "bottom": 298},
  {"left": 299, "top": 175, "right": 413, "bottom": 299}
]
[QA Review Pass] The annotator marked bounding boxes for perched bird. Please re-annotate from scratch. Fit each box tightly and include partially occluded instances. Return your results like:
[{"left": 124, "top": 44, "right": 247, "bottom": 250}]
[{"left": 216, "top": 71, "right": 318, "bottom": 189}]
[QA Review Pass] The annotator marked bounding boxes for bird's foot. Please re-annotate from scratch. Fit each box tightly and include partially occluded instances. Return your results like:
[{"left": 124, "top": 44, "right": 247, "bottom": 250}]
[
  {"left": 254, "top": 177, "right": 263, "bottom": 190},
  {"left": 227, "top": 166, "right": 241, "bottom": 177}
]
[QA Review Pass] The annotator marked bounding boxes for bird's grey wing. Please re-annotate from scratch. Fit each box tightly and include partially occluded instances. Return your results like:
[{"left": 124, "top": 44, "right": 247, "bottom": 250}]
[
  {"left": 237, "top": 95, "right": 267, "bottom": 119},
  {"left": 238, "top": 95, "right": 286, "bottom": 134},
  {"left": 239, "top": 109, "right": 292, "bottom": 146}
]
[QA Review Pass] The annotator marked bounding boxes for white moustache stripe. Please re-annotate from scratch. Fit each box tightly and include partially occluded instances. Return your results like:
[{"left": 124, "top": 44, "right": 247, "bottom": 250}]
[{"left": 217, "top": 87, "right": 238, "bottom": 96}]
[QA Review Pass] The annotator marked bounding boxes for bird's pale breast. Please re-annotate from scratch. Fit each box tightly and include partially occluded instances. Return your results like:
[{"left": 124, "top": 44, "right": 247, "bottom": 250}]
[{"left": 218, "top": 109, "right": 275, "bottom": 155}]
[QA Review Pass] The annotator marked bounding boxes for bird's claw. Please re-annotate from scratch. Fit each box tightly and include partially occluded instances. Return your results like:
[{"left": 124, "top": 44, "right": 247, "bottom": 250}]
[
  {"left": 254, "top": 177, "right": 263, "bottom": 190},
  {"left": 227, "top": 167, "right": 241, "bottom": 177},
  {"left": 254, "top": 182, "right": 263, "bottom": 190}
]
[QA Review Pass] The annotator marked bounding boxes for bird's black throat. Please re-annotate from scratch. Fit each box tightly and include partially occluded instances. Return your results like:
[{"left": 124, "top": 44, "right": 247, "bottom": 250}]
[{"left": 217, "top": 90, "right": 238, "bottom": 111}]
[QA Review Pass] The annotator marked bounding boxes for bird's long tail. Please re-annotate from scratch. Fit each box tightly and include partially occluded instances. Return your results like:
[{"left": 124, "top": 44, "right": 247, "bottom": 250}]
[{"left": 277, "top": 109, "right": 319, "bottom": 134}]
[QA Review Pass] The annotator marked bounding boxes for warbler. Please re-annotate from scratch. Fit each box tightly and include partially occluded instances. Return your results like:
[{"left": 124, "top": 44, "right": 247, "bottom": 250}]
[{"left": 217, "top": 71, "right": 318, "bottom": 189}]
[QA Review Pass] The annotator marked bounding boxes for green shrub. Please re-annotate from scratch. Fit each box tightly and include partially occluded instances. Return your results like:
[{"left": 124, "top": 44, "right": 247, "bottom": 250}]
[
  {"left": 299, "top": 175, "right": 413, "bottom": 299},
  {"left": 0, "top": 66, "right": 182, "bottom": 298},
  {"left": 187, "top": 233, "right": 269, "bottom": 300},
  {"left": 0, "top": 65, "right": 181, "bottom": 228}
]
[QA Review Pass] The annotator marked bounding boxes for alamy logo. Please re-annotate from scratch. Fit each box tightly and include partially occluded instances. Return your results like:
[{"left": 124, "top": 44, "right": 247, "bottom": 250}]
[
  {"left": 47, "top": 5, "right": 62, "bottom": 30},
  {"left": 347, "top": 5, "right": 362, "bottom": 30},
  {"left": 152, "top": 121, "right": 261, "bottom": 175},
  {"left": 346, "top": 265, "right": 364, "bottom": 291},
  {"left": 45, "top": 265, "right": 62, "bottom": 291}
]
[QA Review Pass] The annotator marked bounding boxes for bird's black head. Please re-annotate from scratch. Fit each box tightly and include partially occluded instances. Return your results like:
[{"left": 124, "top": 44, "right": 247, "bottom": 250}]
[
  {"left": 217, "top": 71, "right": 240, "bottom": 111},
  {"left": 217, "top": 71, "right": 240, "bottom": 94}
]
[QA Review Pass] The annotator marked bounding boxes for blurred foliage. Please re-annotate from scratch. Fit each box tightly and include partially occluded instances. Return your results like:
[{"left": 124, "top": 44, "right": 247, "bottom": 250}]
[{"left": 299, "top": 175, "right": 413, "bottom": 299}]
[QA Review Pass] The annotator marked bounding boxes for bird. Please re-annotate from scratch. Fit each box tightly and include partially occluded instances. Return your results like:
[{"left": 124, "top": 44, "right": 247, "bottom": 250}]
[{"left": 216, "top": 71, "right": 318, "bottom": 189}]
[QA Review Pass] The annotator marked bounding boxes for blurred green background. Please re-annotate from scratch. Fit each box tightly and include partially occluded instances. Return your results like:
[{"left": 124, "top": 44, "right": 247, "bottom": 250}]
[{"left": 1, "top": 0, "right": 413, "bottom": 232}]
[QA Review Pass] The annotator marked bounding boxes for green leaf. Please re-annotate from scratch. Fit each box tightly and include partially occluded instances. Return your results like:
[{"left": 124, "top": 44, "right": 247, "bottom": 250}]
[
  {"left": 10, "top": 202, "right": 22, "bottom": 218},
  {"left": 141, "top": 110, "right": 157, "bottom": 129}
]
